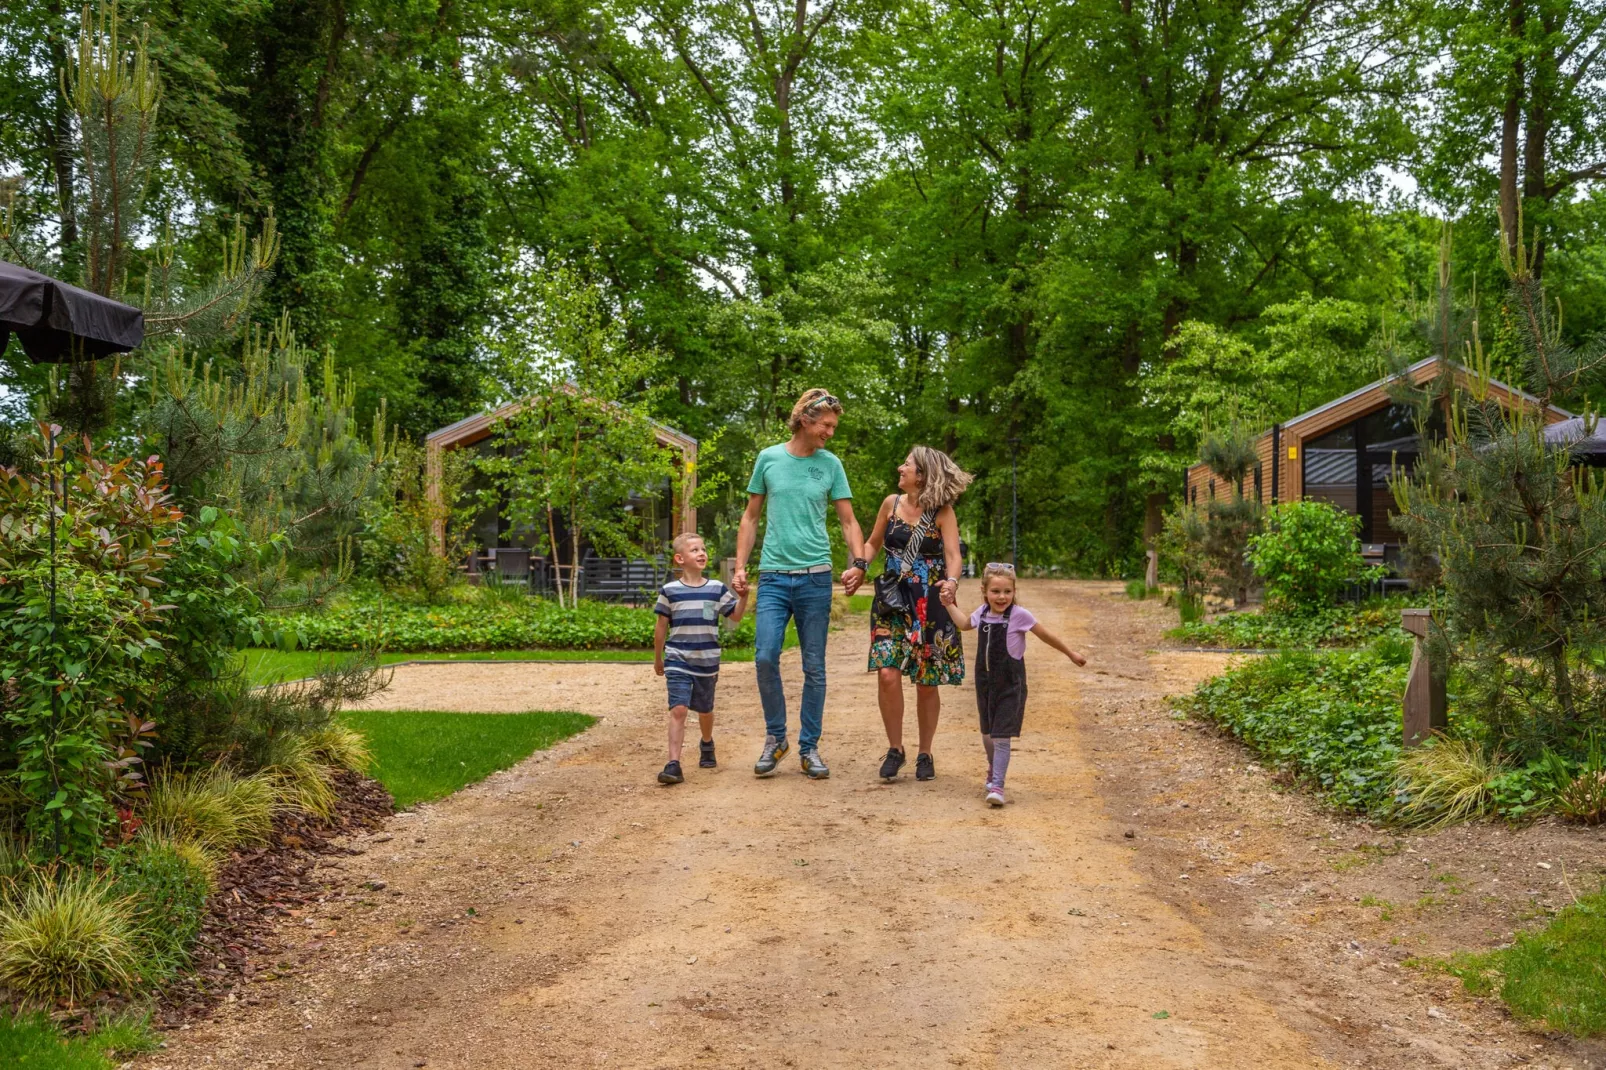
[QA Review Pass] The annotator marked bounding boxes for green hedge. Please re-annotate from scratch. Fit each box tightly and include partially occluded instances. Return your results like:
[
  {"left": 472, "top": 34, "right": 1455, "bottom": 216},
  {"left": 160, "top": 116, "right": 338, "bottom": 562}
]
[
  {"left": 1177, "top": 643, "right": 1409, "bottom": 815},
  {"left": 1170, "top": 596, "right": 1413, "bottom": 650},
  {"left": 287, "top": 596, "right": 757, "bottom": 652}
]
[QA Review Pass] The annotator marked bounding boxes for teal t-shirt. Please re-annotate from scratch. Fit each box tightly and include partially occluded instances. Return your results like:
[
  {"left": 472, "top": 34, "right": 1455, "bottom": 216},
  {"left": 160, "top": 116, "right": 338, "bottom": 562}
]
[{"left": 746, "top": 443, "right": 853, "bottom": 571}]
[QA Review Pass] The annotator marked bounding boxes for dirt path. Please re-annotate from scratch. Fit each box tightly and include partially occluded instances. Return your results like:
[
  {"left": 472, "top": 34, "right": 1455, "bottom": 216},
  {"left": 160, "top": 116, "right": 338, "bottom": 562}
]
[{"left": 146, "top": 582, "right": 1604, "bottom": 1069}]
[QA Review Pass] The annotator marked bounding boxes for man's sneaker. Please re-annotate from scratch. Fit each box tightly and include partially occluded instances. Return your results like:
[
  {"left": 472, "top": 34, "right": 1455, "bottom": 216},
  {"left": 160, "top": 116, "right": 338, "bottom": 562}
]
[
  {"left": 754, "top": 737, "right": 789, "bottom": 777},
  {"left": 878, "top": 747, "right": 906, "bottom": 782},
  {"left": 658, "top": 760, "right": 684, "bottom": 785},
  {"left": 799, "top": 748, "right": 830, "bottom": 779},
  {"left": 915, "top": 753, "right": 935, "bottom": 781},
  {"left": 699, "top": 739, "right": 717, "bottom": 769},
  {"left": 985, "top": 787, "right": 1005, "bottom": 807}
]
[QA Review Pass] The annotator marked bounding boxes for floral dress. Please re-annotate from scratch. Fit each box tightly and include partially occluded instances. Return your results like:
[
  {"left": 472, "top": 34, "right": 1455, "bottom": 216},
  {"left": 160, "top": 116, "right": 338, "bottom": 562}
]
[{"left": 867, "top": 497, "right": 965, "bottom": 686}]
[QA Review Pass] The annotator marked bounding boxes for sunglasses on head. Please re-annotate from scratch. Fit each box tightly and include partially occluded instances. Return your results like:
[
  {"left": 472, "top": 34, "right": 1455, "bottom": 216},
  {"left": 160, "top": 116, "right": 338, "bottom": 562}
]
[
  {"left": 806, "top": 393, "right": 840, "bottom": 411},
  {"left": 985, "top": 562, "right": 1016, "bottom": 572}
]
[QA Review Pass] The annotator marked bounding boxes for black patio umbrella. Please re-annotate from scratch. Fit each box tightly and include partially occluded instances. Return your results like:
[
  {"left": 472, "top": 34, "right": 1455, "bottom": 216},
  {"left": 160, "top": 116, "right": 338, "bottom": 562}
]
[{"left": 0, "top": 258, "right": 143, "bottom": 362}]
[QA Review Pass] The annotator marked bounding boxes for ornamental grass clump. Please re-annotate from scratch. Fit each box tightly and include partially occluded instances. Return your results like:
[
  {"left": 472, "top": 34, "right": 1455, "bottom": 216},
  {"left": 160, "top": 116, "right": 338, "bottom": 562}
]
[
  {"left": 140, "top": 765, "right": 277, "bottom": 854},
  {"left": 0, "top": 873, "right": 138, "bottom": 1006},
  {"left": 1394, "top": 737, "right": 1507, "bottom": 827},
  {"left": 302, "top": 723, "right": 373, "bottom": 773},
  {"left": 1558, "top": 768, "right": 1606, "bottom": 825}
]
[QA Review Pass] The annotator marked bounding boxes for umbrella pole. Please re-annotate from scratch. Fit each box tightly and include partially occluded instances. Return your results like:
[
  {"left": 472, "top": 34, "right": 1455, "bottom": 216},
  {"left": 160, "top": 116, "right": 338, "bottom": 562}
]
[{"left": 46, "top": 424, "right": 62, "bottom": 860}]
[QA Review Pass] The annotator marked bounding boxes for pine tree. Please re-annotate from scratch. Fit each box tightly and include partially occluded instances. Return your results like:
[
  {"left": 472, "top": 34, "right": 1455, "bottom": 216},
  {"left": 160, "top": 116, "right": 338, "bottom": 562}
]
[{"left": 1392, "top": 212, "right": 1606, "bottom": 755}]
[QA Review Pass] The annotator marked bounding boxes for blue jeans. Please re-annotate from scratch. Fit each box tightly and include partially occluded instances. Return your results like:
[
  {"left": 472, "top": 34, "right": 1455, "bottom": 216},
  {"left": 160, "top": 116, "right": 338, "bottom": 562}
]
[{"left": 754, "top": 570, "right": 834, "bottom": 751}]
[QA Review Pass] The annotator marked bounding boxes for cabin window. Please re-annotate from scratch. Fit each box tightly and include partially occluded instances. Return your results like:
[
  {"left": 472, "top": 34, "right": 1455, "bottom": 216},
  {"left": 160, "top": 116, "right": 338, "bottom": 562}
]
[{"left": 1301, "top": 402, "right": 1438, "bottom": 543}]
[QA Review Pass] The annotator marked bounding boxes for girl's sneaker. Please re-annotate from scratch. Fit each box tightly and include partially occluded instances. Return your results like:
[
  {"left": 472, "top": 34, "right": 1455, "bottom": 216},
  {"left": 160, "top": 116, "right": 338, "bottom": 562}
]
[{"left": 985, "top": 787, "right": 1005, "bottom": 807}]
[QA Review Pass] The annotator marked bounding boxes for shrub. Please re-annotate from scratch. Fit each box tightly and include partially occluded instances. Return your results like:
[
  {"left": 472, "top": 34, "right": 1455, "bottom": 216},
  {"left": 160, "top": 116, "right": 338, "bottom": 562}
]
[
  {"left": 261, "top": 734, "right": 338, "bottom": 820},
  {"left": 1559, "top": 768, "right": 1606, "bottom": 825},
  {"left": 287, "top": 594, "right": 748, "bottom": 652},
  {"left": 1179, "top": 644, "right": 1408, "bottom": 815},
  {"left": 106, "top": 840, "right": 211, "bottom": 985},
  {"left": 302, "top": 723, "right": 373, "bottom": 773},
  {"left": 1246, "top": 501, "right": 1370, "bottom": 612},
  {"left": 1395, "top": 737, "right": 1506, "bottom": 827},
  {"left": 0, "top": 873, "right": 138, "bottom": 1006},
  {"left": 140, "top": 766, "right": 277, "bottom": 854},
  {"left": 1171, "top": 596, "right": 1412, "bottom": 650}
]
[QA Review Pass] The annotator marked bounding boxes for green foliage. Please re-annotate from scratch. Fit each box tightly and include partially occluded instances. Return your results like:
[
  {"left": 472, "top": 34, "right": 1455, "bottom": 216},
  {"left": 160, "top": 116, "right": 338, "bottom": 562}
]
[
  {"left": 1445, "top": 890, "right": 1606, "bottom": 1037},
  {"left": 1196, "top": 422, "right": 1264, "bottom": 605},
  {"left": 480, "top": 261, "right": 676, "bottom": 608},
  {"left": 289, "top": 594, "right": 756, "bottom": 652},
  {"left": 360, "top": 440, "right": 473, "bottom": 605},
  {"left": 1558, "top": 767, "right": 1606, "bottom": 824},
  {"left": 1247, "top": 502, "right": 1372, "bottom": 612},
  {"left": 0, "top": 430, "right": 183, "bottom": 857},
  {"left": 106, "top": 839, "right": 211, "bottom": 985},
  {"left": 342, "top": 709, "right": 595, "bottom": 808},
  {"left": 140, "top": 316, "right": 393, "bottom": 611},
  {"left": 1172, "top": 597, "right": 1412, "bottom": 650},
  {"left": 1391, "top": 243, "right": 1606, "bottom": 760},
  {"left": 1394, "top": 737, "right": 1508, "bottom": 827},
  {"left": 138, "top": 765, "right": 276, "bottom": 854},
  {"left": 0, "top": 872, "right": 137, "bottom": 1006},
  {"left": 1179, "top": 644, "right": 1410, "bottom": 815},
  {"left": 0, "top": 1009, "right": 124, "bottom": 1070},
  {"left": 1124, "top": 578, "right": 1154, "bottom": 600},
  {"left": 1158, "top": 504, "right": 1208, "bottom": 595}
]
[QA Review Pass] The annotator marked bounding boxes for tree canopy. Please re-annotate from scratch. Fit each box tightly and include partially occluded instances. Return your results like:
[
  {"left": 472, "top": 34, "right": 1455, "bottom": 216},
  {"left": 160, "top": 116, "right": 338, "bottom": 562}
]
[{"left": 8, "top": 0, "right": 1606, "bottom": 570}]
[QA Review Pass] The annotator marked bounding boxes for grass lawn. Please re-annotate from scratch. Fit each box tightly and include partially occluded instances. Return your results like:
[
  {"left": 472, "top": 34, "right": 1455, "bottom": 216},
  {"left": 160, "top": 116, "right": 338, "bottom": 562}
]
[
  {"left": 1443, "top": 890, "right": 1606, "bottom": 1036},
  {"left": 0, "top": 1011, "right": 155, "bottom": 1070},
  {"left": 343, "top": 709, "right": 596, "bottom": 808}
]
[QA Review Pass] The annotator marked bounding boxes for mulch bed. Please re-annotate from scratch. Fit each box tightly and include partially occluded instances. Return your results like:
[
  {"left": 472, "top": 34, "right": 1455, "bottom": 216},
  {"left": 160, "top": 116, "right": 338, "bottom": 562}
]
[{"left": 157, "top": 771, "right": 393, "bottom": 1025}]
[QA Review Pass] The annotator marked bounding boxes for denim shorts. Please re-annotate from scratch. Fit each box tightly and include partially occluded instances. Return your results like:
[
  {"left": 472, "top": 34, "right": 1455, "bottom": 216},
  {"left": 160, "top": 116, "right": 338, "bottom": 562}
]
[{"left": 666, "top": 670, "right": 718, "bottom": 713}]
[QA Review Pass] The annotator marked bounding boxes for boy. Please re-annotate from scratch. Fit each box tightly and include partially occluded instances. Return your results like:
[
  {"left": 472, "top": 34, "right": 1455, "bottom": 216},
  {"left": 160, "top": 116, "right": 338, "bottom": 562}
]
[{"left": 654, "top": 533, "right": 749, "bottom": 784}]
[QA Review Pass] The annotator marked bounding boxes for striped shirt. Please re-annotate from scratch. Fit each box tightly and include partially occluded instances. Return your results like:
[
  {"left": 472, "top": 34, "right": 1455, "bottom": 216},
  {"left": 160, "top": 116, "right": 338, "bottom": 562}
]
[{"left": 654, "top": 578, "right": 739, "bottom": 677}]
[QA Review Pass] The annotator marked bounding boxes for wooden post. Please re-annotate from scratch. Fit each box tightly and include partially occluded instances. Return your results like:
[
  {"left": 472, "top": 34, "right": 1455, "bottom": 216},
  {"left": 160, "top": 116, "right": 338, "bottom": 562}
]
[
  {"left": 1401, "top": 608, "right": 1447, "bottom": 746},
  {"left": 1145, "top": 549, "right": 1158, "bottom": 590}
]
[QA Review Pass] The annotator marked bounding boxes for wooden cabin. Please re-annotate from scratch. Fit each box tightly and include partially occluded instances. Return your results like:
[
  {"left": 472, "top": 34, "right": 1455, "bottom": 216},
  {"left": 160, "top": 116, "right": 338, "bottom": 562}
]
[
  {"left": 424, "top": 394, "right": 697, "bottom": 556},
  {"left": 1183, "top": 357, "right": 1571, "bottom": 544}
]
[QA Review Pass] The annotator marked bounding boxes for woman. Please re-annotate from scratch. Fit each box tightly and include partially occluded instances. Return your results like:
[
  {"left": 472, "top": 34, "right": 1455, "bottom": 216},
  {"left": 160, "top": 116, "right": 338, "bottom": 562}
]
[{"left": 858, "top": 445, "right": 972, "bottom": 782}]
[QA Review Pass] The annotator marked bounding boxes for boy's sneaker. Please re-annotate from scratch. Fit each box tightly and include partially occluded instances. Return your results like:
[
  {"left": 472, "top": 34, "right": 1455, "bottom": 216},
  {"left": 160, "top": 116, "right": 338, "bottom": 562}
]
[
  {"left": 985, "top": 786, "right": 1005, "bottom": 807},
  {"left": 699, "top": 739, "right": 717, "bottom": 769},
  {"left": 799, "top": 748, "right": 830, "bottom": 779},
  {"left": 915, "top": 753, "right": 935, "bottom": 781},
  {"left": 878, "top": 747, "right": 906, "bottom": 782},
  {"left": 658, "top": 760, "right": 684, "bottom": 785},
  {"left": 754, "top": 737, "right": 789, "bottom": 777}
]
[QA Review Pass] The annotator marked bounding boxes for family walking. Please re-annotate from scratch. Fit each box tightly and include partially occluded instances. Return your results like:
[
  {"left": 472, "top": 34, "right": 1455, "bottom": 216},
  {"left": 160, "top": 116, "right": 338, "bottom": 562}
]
[{"left": 653, "top": 387, "right": 1086, "bottom": 805}]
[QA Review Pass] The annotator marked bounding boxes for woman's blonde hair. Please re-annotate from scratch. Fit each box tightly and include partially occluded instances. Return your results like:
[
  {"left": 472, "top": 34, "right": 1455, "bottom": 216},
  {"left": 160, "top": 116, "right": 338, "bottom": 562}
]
[
  {"left": 788, "top": 388, "right": 844, "bottom": 431},
  {"left": 908, "top": 445, "right": 974, "bottom": 509}
]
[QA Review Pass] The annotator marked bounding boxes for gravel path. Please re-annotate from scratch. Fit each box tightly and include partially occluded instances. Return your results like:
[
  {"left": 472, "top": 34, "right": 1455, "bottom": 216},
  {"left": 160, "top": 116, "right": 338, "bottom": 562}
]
[{"left": 143, "top": 581, "right": 1605, "bottom": 1069}]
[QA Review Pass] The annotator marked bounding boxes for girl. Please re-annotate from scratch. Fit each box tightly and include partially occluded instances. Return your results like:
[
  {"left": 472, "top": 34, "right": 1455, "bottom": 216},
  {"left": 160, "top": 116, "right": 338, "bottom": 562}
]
[
  {"left": 943, "top": 563, "right": 1086, "bottom": 806},
  {"left": 856, "top": 446, "right": 971, "bottom": 782}
]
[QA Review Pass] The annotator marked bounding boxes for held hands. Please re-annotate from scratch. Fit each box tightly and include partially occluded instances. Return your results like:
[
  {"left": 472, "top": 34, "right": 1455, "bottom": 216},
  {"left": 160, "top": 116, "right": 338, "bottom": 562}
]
[
  {"left": 841, "top": 566, "right": 866, "bottom": 596},
  {"left": 937, "top": 579, "right": 958, "bottom": 606},
  {"left": 731, "top": 566, "right": 749, "bottom": 596}
]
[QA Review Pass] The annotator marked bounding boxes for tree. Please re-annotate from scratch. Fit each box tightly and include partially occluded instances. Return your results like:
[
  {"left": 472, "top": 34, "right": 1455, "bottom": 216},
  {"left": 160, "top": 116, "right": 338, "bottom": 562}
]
[
  {"left": 1423, "top": 0, "right": 1606, "bottom": 275},
  {"left": 481, "top": 261, "right": 678, "bottom": 607},
  {"left": 1197, "top": 420, "right": 1263, "bottom": 606},
  {"left": 1393, "top": 214, "right": 1606, "bottom": 754}
]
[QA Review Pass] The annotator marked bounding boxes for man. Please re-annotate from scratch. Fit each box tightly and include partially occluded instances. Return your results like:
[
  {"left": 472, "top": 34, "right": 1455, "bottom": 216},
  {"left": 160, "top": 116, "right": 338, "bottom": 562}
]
[{"left": 733, "top": 388, "right": 868, "bottom": 779}]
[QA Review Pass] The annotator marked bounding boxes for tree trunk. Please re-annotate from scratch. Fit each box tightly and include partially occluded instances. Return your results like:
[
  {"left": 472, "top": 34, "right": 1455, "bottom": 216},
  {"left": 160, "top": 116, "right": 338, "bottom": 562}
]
[{"left": 1500, "top": 0, "right": 1526, "bottom": 256}]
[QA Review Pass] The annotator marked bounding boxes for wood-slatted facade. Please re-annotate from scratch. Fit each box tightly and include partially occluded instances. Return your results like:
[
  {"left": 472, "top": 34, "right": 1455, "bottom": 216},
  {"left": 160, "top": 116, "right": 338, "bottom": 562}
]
[{"left": 1183, "top": 357, "right": 1571, "bottom": 540}]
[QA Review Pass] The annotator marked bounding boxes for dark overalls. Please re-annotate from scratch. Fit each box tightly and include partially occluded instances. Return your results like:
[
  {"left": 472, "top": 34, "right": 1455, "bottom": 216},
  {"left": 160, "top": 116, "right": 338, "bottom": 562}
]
[{"left": 975, "top": 605, "right": 1027, "bottom": 738}]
